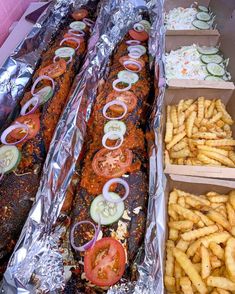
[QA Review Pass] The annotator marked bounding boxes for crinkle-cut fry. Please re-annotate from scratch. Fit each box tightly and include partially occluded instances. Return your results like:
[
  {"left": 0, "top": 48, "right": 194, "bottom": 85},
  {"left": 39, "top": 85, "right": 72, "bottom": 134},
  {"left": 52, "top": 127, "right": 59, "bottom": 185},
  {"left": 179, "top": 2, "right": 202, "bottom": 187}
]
[
  {"left": 164, "top": 275, "right": 175, "bottom": 292},
  {"left": 187, "top": 239, "right": 201, "bottom": 257},
  {"left": 186, "top": 111, "right": 197, "bottom": 138},
  {"left": 198, "top": 97, "right": 205, "bottom": 123},
  {"left": 185, "top": 103, "right": 197, "bottom": 119},
  {"left": 197, "top": 153, "right": 222, "bottom": 166},
  {"left": 193, "top": 262, "right": 201, "bottom": 273},
  {"left": 169, "top": 228, "right": 179, "bottom": 241},
  {"left": 176, "top": 239, "right": 190, "bottom": 252},
  {"left": 206, "top": 139, "right": 235, "bottom": 147},
  {"left": 165, "top": 122, "right": 174, "bottom": 143},
  {"left": 170, "top": 204, "right": 200, "bottom": 222},
  {"left": 165, "top": 150, "right": 171, "bottom": 165},
  {"left": 173, "top": 124, "right": 185, "bottom": 135},
  {"left": 172, "top": 140, "right": 188, "bottom": 152},
  {"left": 200, "top": 231, "right": 231, "bottom": 248},
  {"left": 207, "top": 112, "right": 223, "bottom": 125},
  {"left": 209, "top": 195, "right": 228, "bottom": 203},
  {"left": 211, "top": 131, "right": 228, "bottom": 139},
  {"left": 166, "top": 131, "right": 186, "bottom": 150},
  {"left": 177, "top": 158, "right": 185, "bottom": 165},
  {"left": 178, "top": 99, "right": 184, "bottom": 114},
  {"left": 209, "top": 242, "right": 224, "bottom": 260},
  {"left": 191, "top": 158, "right": 202, "bottom": 165},
  {"left": 210, "top": 256, "right": 222, "bottom": 269},
  {"left": 171, "top": 105, "right": 178, "bottom": 128},
  {"left": 225, "top": 237, "right": 235, "bottom": 282},
  {"left": 174, "top": 190, "right": 210, "bottom": 205},
  {"left": 183, "top": 99, "right": 194, "bottom": 111},
  {"left": 185, "top": 197, "right": 208, "bottom": 210},
  {"left": 205, "top": 99, "right": 211, "bottom": 108},
  {"left": 207, "top": 210, "right": 231, "bottom": 231},
  {"left": 175, "top": 261, "right": 182, "bottom": 292},
  {"left": 192, "top": 132, "right": 217, "bottom": 139},
  {"left": 180, "top": 277, "right": 194, "bottom": 294},
  {"left": 197, "top": 145, "right": 229, "bottom": 156},
  {"left": 193, "top": 139, "right": 205, "bottom": 145},
  {"left": 207, "top": 276, "right": 235, "bottom": 291},
  {"left": 216, "top": 120, "right": 225, "bottom": 128},
  {"left": 178, "top": 197, "right": 186, "bottom": 207},
  {"left": 216, "top": 289, "right": 231, "bottom": 294},
  {"left": 215, "top": 99, "right": 234, "bottom": 125},
  {"left": 169, "top": 220, "right": 194, "bottom": 231},
  {"left": 206, "top": 100, "right": 215, "bottom": 119},
  {"left": 229, "top": 151, "right": 235, "bottom": 163},
  {"left": 178, "top": 112, "right": 185, "bottom": 127},
  {"left": 169, "top": 207, "right": 178, "bottom": 221},
  {"left": 201, "top": 244, "right": 211, "bottom": 279},
  {"left": 229, "top": 191, "right": 235, "bottom": 210},
  {"left": 167, "top": 105, "right": 171, "bottom": 121},
  {"left": 192, "top": 126, "right": 199, "bottom": 134},
  {"left": 169, "top": 190, "right": 179, "bottom": 204},
  {"left": 165, "top": 240, "right": 175, "bottom": 276},
  {"left": 181, "top": 225, "right": 219, "bottom": 241},
  {"left": 199, "top": 126, "right": 208, "bottom": 132},
  {"left": 226, "top": 203, "right": 235, "bottom": 226},
  {"left": 173, "top": 248, "right": 208, "bottom": 294},
  {"left": 170, "top": 148, "right": 190, "bottom": 159},
  {"left": 198, "top": 150, "right": 235, "bottom": 167},
  {"left": 194, "top": 211, "right": 215, "bottom": 226}
]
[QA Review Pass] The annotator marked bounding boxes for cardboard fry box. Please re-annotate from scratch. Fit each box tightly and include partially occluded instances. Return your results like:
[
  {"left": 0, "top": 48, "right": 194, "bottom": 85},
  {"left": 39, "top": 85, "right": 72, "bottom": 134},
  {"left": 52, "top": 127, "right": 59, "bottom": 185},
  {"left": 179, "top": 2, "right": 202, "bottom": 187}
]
[
  {"left": 163, "top": 85, "right": 235, "bottom": 179},
  {"left": 160, "top": 174, "right": 235, "bottom": 292},
  {"left": 164, "top": 0, "right": 220, "bottom": 51}
]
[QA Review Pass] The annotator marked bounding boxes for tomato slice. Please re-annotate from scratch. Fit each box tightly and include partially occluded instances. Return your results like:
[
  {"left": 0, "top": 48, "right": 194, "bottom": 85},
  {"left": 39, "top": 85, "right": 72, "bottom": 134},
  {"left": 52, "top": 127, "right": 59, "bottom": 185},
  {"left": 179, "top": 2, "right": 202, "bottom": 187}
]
[
  {"left": 129, "top": 29, "right": 149, "bottom": 42},
  {"left": 119, "top": 56, "right": 145, "bottom": 71},
  {"left": 39, "top": 59, "right": 66, "bottom": 79},
  {"left": 63, "top": 33, "right": 84, "bottom": 48},
  {"left": 11, "top": 114, "right": 40, "bottom": 140},
  {"left": 92, "top": 148, "right": 133, "bottom": 178},
  {"left": 106, "top": 90, "right": 138, "bottom": 113},
  {"left": 72, "top": 9, "right": 88, "bottom": 20},
  {"left": 84, "top": 237, "right": 126, "bottom": 287}
]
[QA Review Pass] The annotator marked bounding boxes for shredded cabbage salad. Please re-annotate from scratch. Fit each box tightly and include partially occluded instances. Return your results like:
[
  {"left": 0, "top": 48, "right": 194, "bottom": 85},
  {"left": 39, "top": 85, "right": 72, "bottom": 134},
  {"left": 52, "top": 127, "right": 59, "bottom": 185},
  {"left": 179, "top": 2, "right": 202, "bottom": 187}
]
[
  {"left": 165, "top": 7, "right": 198, "bottom": 30},
  {"left": 166, "top": 45, "right": 209, "bottom": 80}
]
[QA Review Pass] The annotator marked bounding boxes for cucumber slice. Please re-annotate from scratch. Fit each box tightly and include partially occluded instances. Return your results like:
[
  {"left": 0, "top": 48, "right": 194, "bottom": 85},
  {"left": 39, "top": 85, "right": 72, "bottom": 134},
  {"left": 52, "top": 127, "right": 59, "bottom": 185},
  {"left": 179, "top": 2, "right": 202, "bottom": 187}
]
[
  {"left": 192, "top": 20, "right": 210, "bottom": 30},
  {"left": 201, "top": 54, "right": 223, "bottom": 64},
  {"left": 197, "top": 46, "right": 219, "bottom": 55},
  {"left": 90, "top": 194, "right": 124, "bottom": 225},
  {"left": 104, "top": 121, "right": 126, "bottom": 140},
  {"left": 69, "top": 21, "right": 86, "bottom": 31},
  {"left": 198, "top": 5, "right": 209, "bottom": 13},
  {"left": 205, "top": 75, "right": 224, "bottom": 82},
  {"left": 118, "top": 70, "right": 139, "bottom": 84},
  {"left": 55, "top": 47, "right": 75, "bottom": 58},
  {"left": 196, "top": 12, "right": 211, "bottom": 22},
  {"left": 0, "top": 145, "right": 21, "bottom": 173},
  {"left": 206, "top": 63, "right": 225, "bottom": 77},
  {"left": 36, "top": 86, "right": 54, "bottom": 104}
]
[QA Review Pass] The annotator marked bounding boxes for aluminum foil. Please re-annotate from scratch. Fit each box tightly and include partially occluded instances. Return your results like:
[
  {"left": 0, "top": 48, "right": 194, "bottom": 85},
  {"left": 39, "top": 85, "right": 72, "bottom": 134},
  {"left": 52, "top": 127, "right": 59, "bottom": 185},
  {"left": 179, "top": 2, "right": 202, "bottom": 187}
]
[{"left": 2, "top": 0, "right": 167, "bottom": 293}]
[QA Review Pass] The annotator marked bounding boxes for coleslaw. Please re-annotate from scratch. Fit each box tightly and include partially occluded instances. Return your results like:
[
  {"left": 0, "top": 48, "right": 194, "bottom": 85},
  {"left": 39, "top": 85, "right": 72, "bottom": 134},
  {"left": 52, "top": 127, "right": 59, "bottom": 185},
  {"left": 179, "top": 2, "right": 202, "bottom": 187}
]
[{"left": 165, "top": 7, "right": 198, "bottom": 30}]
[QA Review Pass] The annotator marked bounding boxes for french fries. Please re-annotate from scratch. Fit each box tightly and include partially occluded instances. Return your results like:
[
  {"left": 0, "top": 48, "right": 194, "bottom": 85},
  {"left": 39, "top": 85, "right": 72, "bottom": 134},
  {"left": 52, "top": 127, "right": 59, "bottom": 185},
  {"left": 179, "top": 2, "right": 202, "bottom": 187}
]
[
  {"left": 164, "top": 189, "right": 235, "bottom": 293},
  {"left": 164, "top": 98, "right": 235, "bottom": 168}
]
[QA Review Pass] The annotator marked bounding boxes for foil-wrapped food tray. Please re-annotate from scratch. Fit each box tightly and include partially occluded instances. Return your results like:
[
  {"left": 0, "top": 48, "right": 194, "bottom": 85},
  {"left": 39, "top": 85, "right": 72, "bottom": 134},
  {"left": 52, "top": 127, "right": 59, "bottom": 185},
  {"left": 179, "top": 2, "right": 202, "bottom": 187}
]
[{"left": 0, "top": 0, "right": 166, "bottom": 292}]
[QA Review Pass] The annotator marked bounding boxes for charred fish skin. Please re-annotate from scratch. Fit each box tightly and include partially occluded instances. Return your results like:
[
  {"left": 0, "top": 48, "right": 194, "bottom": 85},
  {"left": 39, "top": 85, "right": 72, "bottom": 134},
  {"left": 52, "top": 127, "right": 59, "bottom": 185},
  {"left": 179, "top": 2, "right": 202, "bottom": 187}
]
[
  {"left": 64, "top": 27, "right": 151, "bottom": 292},
  {"left": 0, "top": 9, "right": 92, "bottom": 273}
]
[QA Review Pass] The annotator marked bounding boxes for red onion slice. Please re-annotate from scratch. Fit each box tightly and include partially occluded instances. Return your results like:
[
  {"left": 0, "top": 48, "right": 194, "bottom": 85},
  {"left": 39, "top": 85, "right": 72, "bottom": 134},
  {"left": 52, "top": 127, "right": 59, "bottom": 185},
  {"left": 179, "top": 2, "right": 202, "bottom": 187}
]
[
  {"left": 126, "top": 40, "right": 141, "bottom": 45},
  {"left": 128, "top": 51, "right": 142, "bottom": 59},
  {"left": 103, "top": 178, "right": 130, "bottom": 203},
  {"left": 53, "top": 55, "right": 73, "bottom": 64},
  {"left": 31, "top": 75, "right": 55, "bottom": 96},
  {"left": 123, "top": 60, "right": 142, "bottom": 72},
  {"left": 83, "top": 18, "right": 94, "bottom": 27},
  {"left": 133, "top": 23, "right": 145, "bottom": 32},
  {"left": 70, "top": 220, "right": 100, "bottom": 252},
  {"left": 102, "top": 130, "right": 124, "bottom": 150},
  {"left": 1, "top": 122, "right": 29, "bottom": 145},
  {"left": 103, "top": 99, "right": 127, "bottom": 120},
  {"left": 128, "top": 46, "right": 143, "bottom": 54},
  {"left": 60, "top": 37, "right": 80, "bottom": 50},
  {"left": 112, "top": 78, "right": 131, "bottom": 92},
  {"left": 20, "top": 96, "right": 39, "bottom": 116},
  {"left": 68, "top": 29, "right": 85, "bottom": 37}
]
